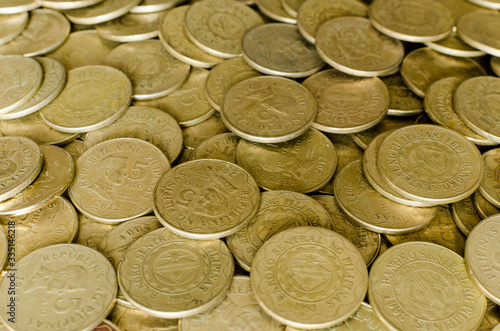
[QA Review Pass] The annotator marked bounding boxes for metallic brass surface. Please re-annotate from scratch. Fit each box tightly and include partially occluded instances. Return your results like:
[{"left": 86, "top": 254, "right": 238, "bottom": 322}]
[
  {"left": 479, "top": 148, "right": 500, "bottom": 209},
  {"left": 108, "top": 302, "right": 178, "bottom": 331},
  {"left": 0, "top": 12, "right": 27, "bottom": 45},
  {"left": 381, "top": 74, "right": 423, "bottom": 117},
  {"left": 181, "top": 113, "right": 229, "bottom": 150},
  {"left": 452, "top": 195, "right": 482, "bottom": 236},
  {"left": 474, "top": 190, "right": 500, "bottom": 219},
  {"left": 65, "top": 0, "right": 142, "bottom": 25},
  {"left": 96, "top": 10, "right": 166, "bottom": 42},
  {"left": 190, "top": 132, "right": 239, "bottom": 163},
  {"left": 457, "top": 11, "right": 500, "bottom": 57}
]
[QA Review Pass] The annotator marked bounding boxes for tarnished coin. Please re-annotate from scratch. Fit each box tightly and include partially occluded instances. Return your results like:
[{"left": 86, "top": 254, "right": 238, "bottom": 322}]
[
  {"left": 479, "top": 148, "right": 500, "bottom": 208},
  {"left": 40, "top": 65, "right": 132, "bottom": 133},
  {"left": 106, "top": 40, "right": 190, "bottom": 100},
  {"left": 222, "top": 76, "right": 316, "bottom": 143},
  {"left": 0, "top": 0, "right": 38, "bottom": 14},
  {"left": 351, "top": 115, "right": 416, "bottom": 150},
  {"left": 154, "top": 159, "right": 260, "bottom": 239},
  {"left": 35, "top": 0, "right": 104, "bottom": 9},
  {"left": 181, "top": 113, "right": 229, "bottom": 150},
  {"left": 0, "top": 244, "right": 117, "bottom": 331},
  {"left": 0, "top": 56, "right": 42, "bottom": 115},
  {"left": 0, "top": 137, "right": 43, "bottom": 203},
  {"left": 180, "top": 275, "right": 284, "bottom": 330},
  {"left": 135, "top": 68, "right": 215, "bottom": 127},
  {"left": 69, "top": 138, "right": 170, "bottom": 223},
  {"left": 466, "top": 214, "right": 500, "bottom": 305},
  {"left": 369, "top": 0, "right": 454, "bottom": 42},
  {"left": 255, "top": 0, "right": 296, "bottom": 24},
  {"left": 334, "top": 160, "right": 438, "bottom": 234},
  {"left": 492, "top": 57, "right": 500, "bottom": 77},
  {"left": 185, "top": 0, "right": 263, "bottom": 58},
  {"left": 118, "top": 227, "right": 234, "bottom": 318},
  {"left": 452, "top": 195, "right": 482, "bottom": 237},
  {"left": 190, "top": 132, "right": 239, "bottom": 163},
  {"left": 381, "top": 74, "right": 423, "bottom": 117},
  {"left": 108, "top": 303, "right": 179, "bottom": 331},
  {"left": 62, "top": 139, "right": 86, "bottom": 164},
  {"left": 93, "top": 319, "right": 122, "bottom": 331},
  {"left": 425, "top": 32, "right": 487, "bottom": 58},
  {"left": 457, "top": 11, "right": 500, "bottom": 57},
  {"left": 377, "top": 124, "right": 484, "bottom": 205},
  {"left": 454, "top": 76, "right": 500, "bottom": 144},
  {"left": 236, "top": 128, "right": 337, "bottom": 193},
  {"left": 400, "top": 47, "right": 486, "bottom": 97},
  {"left": 65, "top": 0, "right": 142, "bottom": 25},
  {"left": 251, "top": 226, "right": 368, "bottom": 329},
  {"left": 96, "top": 11, "right": 166, "bottom": 42},
  {"left": 474, "top": 191, "right": 500, "bottom": 219},
  {"left": 369, "top": 241, "right": 487, "bottom": 331},
  {"left": 296, "top": 0, "right": 367, "bottom": 44},
  {"left": 316, "top": 17, "right": 403, "bottom": 77},
  {"left": 0, "top": 226, "right": 6, "bottom": 271},
  {"left": 76, "top": 213, "right": 118, "bottom": 249},
  {"left": 424, "top": 77, "right": 497, "bottom": 146},
  {"left": 0, "top": 12, "right": 27, "bottom": 45},
  {"left": 84, "top": 106, "right": 182, "bottom": 164},
  {"left": 242, "top": 23, "right": 323, "bottom": 78},
  {"left": 226, "top": 190, "right": 333, "bottom": 271},
  {"left": 205, "top": 57, "right": 261, "bottom": 111},
  {"left": 130, "top": 0, "right": 184, "bottom": 13},
  {"left": 0, "top": 145, "right": 73, "bottom": 216},
  {"left": 159, "top": 5, "right": 223, "bottom": 68},
  {"left": 302, "top": 69, "right": 389, "bottom": 134}
]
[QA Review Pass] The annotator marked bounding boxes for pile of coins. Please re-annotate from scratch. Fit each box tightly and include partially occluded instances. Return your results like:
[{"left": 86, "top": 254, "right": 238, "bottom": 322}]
[{"left": 0, "top": 0, "right": 499, "bottom": 329}]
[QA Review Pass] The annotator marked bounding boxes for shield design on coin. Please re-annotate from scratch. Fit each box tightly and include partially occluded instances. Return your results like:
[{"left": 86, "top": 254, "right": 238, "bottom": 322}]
[
  {"left": 152, "top": 249, "right": 201, "bottom": 286},
  {"left": 285, "top": 253, "right": 336, "bottom": 295},
  {"left": 407, "top": 270, "right": 452, "bottom": 311},
  {"left": 408, "top": 146, "right": 449, "bottom": 177}
]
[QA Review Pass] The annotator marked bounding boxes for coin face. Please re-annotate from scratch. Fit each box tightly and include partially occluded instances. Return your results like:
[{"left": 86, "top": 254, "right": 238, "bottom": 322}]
[
  {"left": 62, "top": 139, "right": 86, "bottom": 165},
  {"left": 96, "top": 11, "right": 166, "bottom": 43},
  {"left": 65, "top": 0, "right": 142, "bottom": 25},
  {"left": 190, "top": 132, "right": 240, "bottom": 163},
  {"left": 369, "top": 242, "right": 486, "bottom": 330},
  {"left": 251, "top": 226, "right": 368, "bottom": 329},
  {"left": 480, "top": 148, "right": 500, "bottom": 208},
  {"left": 0, "top": 244, "right": 117, "bottom": 331},
  {"left": 181, "top": 113, "right": 229, "bottom": 150},
  {"left": 381, "top": 73, "right": 423, "bottom": 117},
  {"left": 154, "top": 159, "right": 260, "bottom": 239},
  {"left": 457, "top": 11, "right": 500, "bottom": 57},
  {"left": 451, "top": 195, "right": 482, "bottom": 237},
  {"left": 69, "top": 138, "right": 170, "bottom": 223},
  {"left": 76, "top": 213, "right": 118, "bottom": 250}
]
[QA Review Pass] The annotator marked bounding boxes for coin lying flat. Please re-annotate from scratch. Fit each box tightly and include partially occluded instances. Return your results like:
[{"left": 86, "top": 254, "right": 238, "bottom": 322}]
[
  {"left": 40, "top": 65, "right": 132, "bottom": 133},
  {"left": 242, "top": 24, "right": 324, "bottom": 78},
  {"left": 381, "top": 74, "right": 423, "bottom": 117},
  {"left": 181, "top": 113, "right": 229, "bottom": 150},
  {"left": 62, "top": 139, "right": 86, "bottom": 164},
  {"left": 130, "top": 0, "right": 183, "bottom": 13},
  {"left": 369, "top": 241, "right": 487, "bottom": 331},
  {"left": 190, "top": 132, "right": 240, "bottom": 163},
  {"left": 351, "top": 115, "right": 415, "bottom": 150},
  {"left": 425, "top": 32, "right": 487, "bottom": 58},
  {"left": 451, "top": 195, "right": 482, "bottom": 236},
  {"left": 251, "top": 226, "right": 368, "bottom": 329},
  {"left": 0, "top": 244, "right": 117, "bottom": 331},
  {"left": 96, "top": 10, "right": 166, "bottom": 42},
  {"left": 0, "top": 12, "right": 27, "bottom": 45},
  {"left": 255, "top": 0, "right": 296, "bottom": 24},
  {"left": 0, "top": 0, "right": 38, "bottom": 14},
  {"left": 65, "top": 0, "right": 142, "bottom": 25},
  {"left": 474, "top": 191, "right": 500, "bottom": 220},
  {"left": 154, "top": 159, "right": 260, "bottom": 239},
  {"left": 76, "top": 213, "right": 118, "bottom": 249},
  {"left": 479, "top": 148, "right": 500, "bottom": 208},
  {"left": 108, "top": 303, "right": 179, "bottom": 331},
  {"left": 457, "top": 11, "right": 500, "bottom": 57}
]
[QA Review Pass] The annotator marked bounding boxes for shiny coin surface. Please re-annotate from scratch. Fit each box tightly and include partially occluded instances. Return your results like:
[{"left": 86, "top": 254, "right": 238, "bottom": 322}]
[
  {"left": 106, "top": 40, "right": 190, "bottom": 100},
  {"left": 222, "top": 76, "right": 316, "bottom": 143},
  {"left": 226, "top": 190, "right": 333, "bottom": 271},
  {"left": 65, "top": 0, "right": 142, "bottom": 25},
  {"left": 236, "top": 128, "right": 337, "bottom": 193},
  {"left": 351, "top": 115, "right": 415, "bottom": 150},
  {"left": 251, "top": 226, "right": 368, "bottom": 329},
  {"left": 76, "top": 213, "right": 118, "bottom": 249},
  {"left": 0, "top": 244, "right": 117, "bottom": 331},
  {"left": 334, "top": 160, "right": 438, "bottom": 234},
  {"left": 0, "top": 0, "right": 38, "bottom": 14},
  {"left": 0, "top": 12, "right": 27, "bottom": 45},
  {"left": 451, "top": 195, "right": 482, "bottom": 237},
  {"left": 454, "top": 76, "right": 500, "bottom": 144},
  {"left": 381, "top": 73, "right": 423, "bottom": 117},
  {"left": 96, "top": 11, "right": 166, "bottom": 42},
  {"left": 190, "top": 132, "right": 239, "bottom": 163},
  {"left": 280, "top": 0, "right": 303, "bottom": 18},
  {"left": 154, "top": 159, "right": 260, "bottom": 239},
  {"left": 119, "top": 227, "right": 234, "bottom": 318},
  {"left": 369, "top": 241, "right": 487, "bottom": 331},
  {"left": 479, "top": 148, "right": 500, "bottom": 208},
  {"left": 35, "top": 0, "right": 104, "bottom": 9},
  {"left": 425, "top": 32, "right": 487, "bottom": 58},
  {"left": 255, "top": 0, "right": 296, "bottom": 24},
  {"left": 181, "top": 113, "right": 229, "bottom": 150},
  {"left": 130, "top": 0, "right": 183, "bottom": 13},
  {"left": 185, "top": 0, "right": 263, "bottom": 58},
  {"left": 108, "top": 303, "right": 179, "bottom": 331},
  {"left": 400, "top": 47, "right": 486, "bottom": 97},
  {"left": 457, "top": 11, "right": 500, "bottom": 57},
  {"left": 316, "top": 17, "right": 403, "bottom": 77},
  {"left": 242, "top": 23, "right": 324, "bottom": 78},
  {"left": 40, "top": 65, "right": 132, "bottom": 133},
  {"left": 0, "top": 137, "right": 43, "bottom": 203},
  {"left": 84, "top": 106, "right": 182, "bottom": 164},
  {"left": 377, "top": 124, "right": 484, "bottom": 205},
  {"left": 302, "top": 69, "right": 389, "bottom": 134},
  {"left": 466, "top": 0, "right": 500, "bottom": 8},
  {"left": 474, "top": 190, "right": 500, "bottom": 220},
  {"left": 369, "top": 0, "right": 454, "bottom": 42},
  {"left": 69, "top": 138, "right": 170, "bottom": 223}
]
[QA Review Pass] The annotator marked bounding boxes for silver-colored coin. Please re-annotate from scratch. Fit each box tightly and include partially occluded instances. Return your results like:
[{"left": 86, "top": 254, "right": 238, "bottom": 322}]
[
  {"left": 0, "top": 12, "right": 27, "bottom": 45},
  {"left": 65, "top": 0, "right": 142, "bottom": 25},
  {"left": 130, "top": 0, "right": 185, "bottom": 13},
  {"left": 255, "top": 0, "right": 296, "bottom": 24},
  {"left": 96, "top": 10, "right": 167, "bottom": 42},
  {"left": 0, "top": 0, "right": 39, "bottom": 14},
  {"left": 35, "top": 0, "right": 104, "bottom": 9}
]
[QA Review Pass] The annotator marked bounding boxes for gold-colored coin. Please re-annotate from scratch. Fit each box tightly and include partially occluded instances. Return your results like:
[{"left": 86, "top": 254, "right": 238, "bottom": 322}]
[
  {"left": 106, "top": 40, "right": 191, "bottom": 100},
  {"left": 454, "top": 76, "right": 500, "bottom": 144},
  {"left": 96, "top": 10, "right": 167, "bottom": 42},
  {"left": 241, "top": 23, "right": 324, "bottom": 78},
  {"left": 65, "top": 0, "right": 142, "bottom": 25},
  {"left": 425, "top": 32, "right": 487, "bottom": 58},
  {"left": 205, "top": 57, "right": 262, "bottom": 111},
  {"left": 381, "top": 73, "right": 423, "bottom": 117},
  {"left": 451, "top": 195, "right": 482, "bottom": 236},
  {"left": 35, "top": 0, "right": 104, "bottom": 9},
  {"left": 0, "top": 12, "right": 27, "bottom": 45},
  {"left": 296, "top": 0, "right": 367, "bottom": 44},
  {"left": 251, "top": 226, "right": 368, "bottom": 329},
  {"left": 0, "top": 145, "right": 73, "bottom": 216},
  {"left": 236, "top": 128, "right": 337, "bottom": 193},
  {"left": 226, "top": 190, "right": 333, "bottom": 271},
  {"left": 84, "top": 106, "right": 182, "bottom": 164},
  {"left": 480, "top": 148, "right": 500, "bottom": 208},
  {"left": 400, "top": 47, "right": 486, "bottom": 97},
  {"left": 180, "top": 275, "right": 284, "bottom": 330},
  {"left": 108, "top": 301, "right": 178, "bottom": 331},
  {"left": 130, "top": 0, "right": 184, "bottom": 13},
  {"left": 0, "top": 0, "right": 38, "bottom": 15},
  {"left": 479, "top": 300, "right": 500, "bottom": 331},
  {"left": 369, "top": 241, "right": 487, "bottom": 331},
  {"left": 255, "top": 0, "right": 296, "bottom": 24},
  {"left": 69, "top": 138, "right": 170, "bottom": 223},
  {"left": 75, "top": 213, "right": 118, "bottom": 249},
  {"left": 466, "top": 214, "right": 500, "bottom": 305},
  {"left": 457, "top": 11, "right": 500, "bottom": 57},
  {"left": 222, "top": 76, "right": 316, "bottom": 143},
  {"left": 334, "top": 160, "right": 438, "bottom": 234},
  {"left": 190, "top": 132, "right": 239, "bottom": 163},
  {"left": 118, "top": 227, "right": 234, "bottom": 318},
  {"left": 154, "top": 159, "right": 260, "bottom": 239},
  {"left": 135, "top": 68, "right": 215, "bottom": 127},
  {"left": 351, "top": 115, "right": 416, "bottom": 150},
  {"left": 377, "top": 124, "right": 484, "bottom": 205},
  {"left": 93, "top": 319, "right": 122, "bottom": 331},
  {"left": 181, "top": 113, "right": 229, "bottom": 150},
  {"left": 62, "top": 139, "right": 86, "bottom": 164},
  {"left": 474, "top": 190, "right": 500, "bottom": 219},
  {"left": 0, "top": 137, "right": 43, "bottom": 202},
  {"left": 41, "top": 65, "right": 132, "bottom": 133},
  {"left": 436, "top": 0, "right": 491, "bottom": 21},
  {"left": 492, "top": 57, "right": 500, "bottom": 77},
  {"left": 0, "top": 227, "right": 6, "bottom": 272}
]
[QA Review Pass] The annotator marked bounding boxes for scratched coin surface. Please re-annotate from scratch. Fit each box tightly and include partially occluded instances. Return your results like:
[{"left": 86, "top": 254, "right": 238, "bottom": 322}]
[
  {"left": 40, "top": 65, "right": 132, "bottom": 133},
  {"left": 69, "top": 138, "right": 170, "bottom": 223},
  {"left": 0, "top": 12, "right": 27, "bottom": 45},
  {"left": 118, "top": 227, "right": 234, "bottom": 318},
  {"left": 381, "top": 74, "right": 423, "bottom": 117},
  {"left": 479, "top": 148, "right": 500, "bottom": 208},
  {"left": 222, "top": 76, "right": 317, "bottom": 143},
  {"left": 241, "top": 23, "right": 324, "bottom": 78},
  {"left": 154, "top": 159, "right": 260, "bottom": 239},
  {"left": 369, "top": 241, "right": 486, "bottom": 331},
  {"left": 457, "top": 11, "right": 500, "bottom": 57},
  {"left": 190, "top": 132, "right": 240, "bottom": 163},
  {"left": 474, "top": 191, "right": 500, "bottom": 220},
  {"left": 226, "top": 190, "right": 333, "bottom": 271},
  {"left": 0, "top": 244, "right": 117, "bottom": 331},
  {"left": 65, "top": 0, "right": 142, "bottom": 25},
  {"left": 236, "top": 128, "right": 337, "bottom": 193},
  {"left": 96, "top": 11, "right": 166, "bottom": 42},
  {"left": 251, "top": 226, "right": 368, "bottom": 329},
  {"left": 451, "top": 195, "right": 482, "bottom": 237}
]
